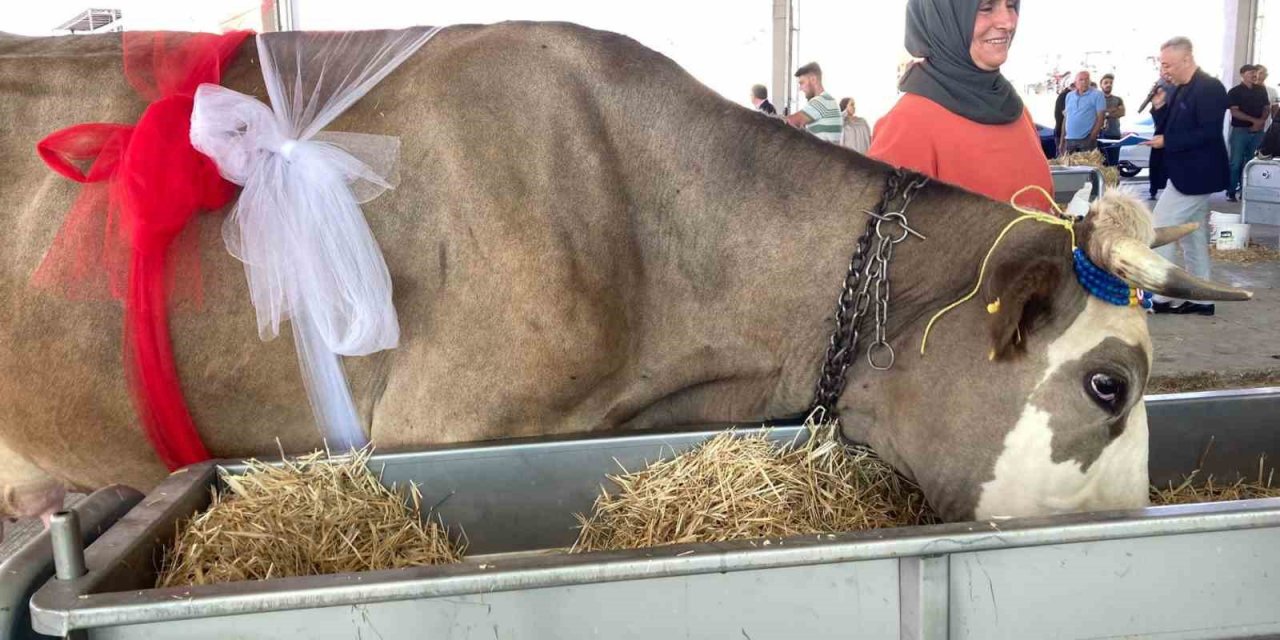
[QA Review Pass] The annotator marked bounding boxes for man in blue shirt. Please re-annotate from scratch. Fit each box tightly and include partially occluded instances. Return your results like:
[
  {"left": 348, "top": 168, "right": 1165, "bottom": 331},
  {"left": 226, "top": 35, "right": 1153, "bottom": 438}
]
[{"left": 1062, "top": 71, "right": 1107, "bottom": 153}]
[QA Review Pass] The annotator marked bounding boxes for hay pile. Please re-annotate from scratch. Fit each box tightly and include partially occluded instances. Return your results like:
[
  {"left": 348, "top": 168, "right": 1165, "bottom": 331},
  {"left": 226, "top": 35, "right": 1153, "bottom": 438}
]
[
  {"left": 1210, "top": 242, "right": 1280, "bottom": 264},
  {"left": 571, "top": 422, "right": 938, "bottom": 553},
  {"left": 1051, "top": 149, "right": 1120, "bottom": 188},
  {"left": 157, "top": 448, "right": 464, "bottom": 588},
  {"left": 153, "top": 429, "right": 1277, "bottom": 582},
  {"left": 1151, "top": 456, "right": 1280, "bottom": 505}
]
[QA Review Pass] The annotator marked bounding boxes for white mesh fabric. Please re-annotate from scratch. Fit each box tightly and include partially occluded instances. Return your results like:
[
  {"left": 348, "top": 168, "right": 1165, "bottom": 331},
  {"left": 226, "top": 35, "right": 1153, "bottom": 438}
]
[{"left": 189, "top": 27, "right": 439, "bottom": 450}]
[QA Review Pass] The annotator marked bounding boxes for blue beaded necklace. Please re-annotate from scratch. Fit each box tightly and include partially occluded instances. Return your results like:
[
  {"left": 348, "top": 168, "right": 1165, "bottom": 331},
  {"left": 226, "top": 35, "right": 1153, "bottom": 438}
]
[
  {"left": 1072, "top": 247, "right": 1152, "bottom": 309},
  {"left": 920, "top": 185, "right": 1153, "bottom": 356}
]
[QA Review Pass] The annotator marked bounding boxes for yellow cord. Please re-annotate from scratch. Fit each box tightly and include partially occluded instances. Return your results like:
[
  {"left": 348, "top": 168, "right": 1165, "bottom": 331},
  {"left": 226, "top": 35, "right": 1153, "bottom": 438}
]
[{"left": 918, "top": 185, "right": 1077, "bottom": 355}]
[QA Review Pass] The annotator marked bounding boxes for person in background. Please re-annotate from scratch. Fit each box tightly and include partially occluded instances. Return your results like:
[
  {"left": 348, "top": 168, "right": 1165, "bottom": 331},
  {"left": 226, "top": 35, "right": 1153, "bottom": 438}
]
[
  {"left": 750, "top": 84, "right": 777, "bottom": 116},
  {"left": 1098, "top": 73, "right": 1126, "bottom": 165},
  {"left": 785, "top": 62, "right": 842, "bottom": 143},
  {"left": 1061, "top": 70, "right": 1107, "bottom": 153},
  {"left": 1053, "top": 78, "right": 1071, "bottom": 154},
  {"left": 1143, "top": 36, "right": 1229, "bottom": 316},
  {"left": 1257, "top": 65, "right": 1279, "bottom": 123},
  {"left": 839, "top": 97, "right": 871, "bottom": 153},
  {"left": 870, "top": 0, "right": 1052, "bottom": 210},
  {"left": 1256, "top": 65, "right": 1280, "bottom": 158},
  {"left": 1225, "top": 64, "right": 1269, "bottom": 201}
]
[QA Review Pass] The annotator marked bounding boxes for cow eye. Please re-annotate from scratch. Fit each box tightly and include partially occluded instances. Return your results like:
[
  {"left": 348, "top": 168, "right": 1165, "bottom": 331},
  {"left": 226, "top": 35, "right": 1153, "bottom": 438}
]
[{"left": 1086, "top": 372, "right": 1127, "bottom": 412}]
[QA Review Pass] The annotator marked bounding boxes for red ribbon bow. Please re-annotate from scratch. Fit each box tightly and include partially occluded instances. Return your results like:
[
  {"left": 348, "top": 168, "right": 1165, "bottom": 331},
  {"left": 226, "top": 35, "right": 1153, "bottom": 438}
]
[{"left": 33, "top": 30, "right": 252, "bottom": 470}]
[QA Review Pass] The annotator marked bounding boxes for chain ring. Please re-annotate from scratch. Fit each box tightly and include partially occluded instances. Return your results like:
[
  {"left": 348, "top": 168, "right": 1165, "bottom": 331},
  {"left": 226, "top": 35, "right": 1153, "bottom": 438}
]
[{"left": 811, "top": 170, "right": 928, "bottom": 416}]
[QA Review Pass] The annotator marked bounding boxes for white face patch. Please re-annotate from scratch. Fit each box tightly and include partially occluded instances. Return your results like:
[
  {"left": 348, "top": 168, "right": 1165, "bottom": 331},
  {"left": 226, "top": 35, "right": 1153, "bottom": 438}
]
[
  {"left": 975, "top": 298, "right": 1153, "bottom": 519},
  {"left": 974, "top": 400, "right": 1150, "bottom": 519}
]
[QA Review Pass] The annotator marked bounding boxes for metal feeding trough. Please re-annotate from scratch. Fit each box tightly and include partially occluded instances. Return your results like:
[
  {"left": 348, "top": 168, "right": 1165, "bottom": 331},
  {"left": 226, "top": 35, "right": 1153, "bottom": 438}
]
[
  {"left": 1049, "top": 165, "right": 1105, "bottom": 207},
  {"left": 12, "top": 388, "right": 1280, "bottom": 640}
]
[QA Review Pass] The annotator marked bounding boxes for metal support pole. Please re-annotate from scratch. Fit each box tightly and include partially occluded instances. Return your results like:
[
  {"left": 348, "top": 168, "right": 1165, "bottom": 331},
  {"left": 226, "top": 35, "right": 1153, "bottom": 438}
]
[
  {"left": 900, "top": 555, "right": 950, "bottom": 640},
  {"left": 269, "top": 0, "right": 298, "bottom": 31},
  {"left": 49, "top": 510, "right": 89, "bottom": 639},
  {"left": 49, "top": 511, "right": 86, "bottom": 582},
  {"left": 771, "top": 0, "right": 794, "bottom": 115},
  {"left": 1223, "top": 0, "right": 1260, "bottom": 86}
]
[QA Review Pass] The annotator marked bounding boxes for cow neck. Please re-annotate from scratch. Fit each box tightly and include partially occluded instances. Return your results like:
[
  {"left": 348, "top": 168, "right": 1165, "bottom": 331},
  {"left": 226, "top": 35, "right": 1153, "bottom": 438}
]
[
  {"left": 810, "top": 168, "right": 930, "bottom": 419},
  {"left": 795, "top": 174, "right": 1077, "bottom": 425}
]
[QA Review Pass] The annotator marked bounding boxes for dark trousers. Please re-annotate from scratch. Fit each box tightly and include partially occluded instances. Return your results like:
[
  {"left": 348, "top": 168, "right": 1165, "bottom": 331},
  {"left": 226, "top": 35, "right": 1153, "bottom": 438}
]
[{"left": 1228, "top": 127, "right": 1264, "bottom": 196}]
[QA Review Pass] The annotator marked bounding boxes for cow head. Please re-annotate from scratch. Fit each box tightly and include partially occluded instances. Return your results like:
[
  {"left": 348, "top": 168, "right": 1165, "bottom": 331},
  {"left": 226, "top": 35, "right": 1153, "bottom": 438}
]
[{"left": 840, "top": 192, "right": 1250, "bottom": 522}]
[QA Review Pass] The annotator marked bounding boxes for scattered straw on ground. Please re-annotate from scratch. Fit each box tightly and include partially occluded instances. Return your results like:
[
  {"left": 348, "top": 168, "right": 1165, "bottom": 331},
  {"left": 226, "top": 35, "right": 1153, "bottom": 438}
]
[
  {"left": 1210, "top": 242, "right": 1280, "bottom": 264},
  {"left": 1151, "top": 455, "right": 1280, "bottom": 505},
  {"left": 157, "top": 448, "right": 464, "bottom": 588},
  {"left": 1148, "top": 369, "right": 1280, "bottom": 394},
  {"left": 571, "top": 419, "right": 938, "bottom": 553},
  {"left": 1051, "top": 149, "right": 1119, "bottom": 188}
]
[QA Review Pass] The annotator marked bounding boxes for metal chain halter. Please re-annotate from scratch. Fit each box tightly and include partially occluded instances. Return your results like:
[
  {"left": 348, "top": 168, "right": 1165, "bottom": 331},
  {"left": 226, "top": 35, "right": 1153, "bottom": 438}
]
[{"left": 811, "top": 169, "right": 929, "bottom": 418}]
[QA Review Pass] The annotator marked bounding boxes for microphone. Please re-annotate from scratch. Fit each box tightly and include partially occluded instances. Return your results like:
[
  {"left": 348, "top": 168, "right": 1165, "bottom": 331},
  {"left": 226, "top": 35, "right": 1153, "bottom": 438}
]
[{"left": 1138, "top": 81, "right": 1162, "bottom": 113}]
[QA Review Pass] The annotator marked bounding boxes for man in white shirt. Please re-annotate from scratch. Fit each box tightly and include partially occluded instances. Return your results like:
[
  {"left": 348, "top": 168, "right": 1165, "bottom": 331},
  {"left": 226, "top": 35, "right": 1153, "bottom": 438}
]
[
  {"left": 784, "top": 62, "right": 842, "bottom": 144},
  {"left": 1257, "top": 65, "right": 1279, "bottom": 127}
]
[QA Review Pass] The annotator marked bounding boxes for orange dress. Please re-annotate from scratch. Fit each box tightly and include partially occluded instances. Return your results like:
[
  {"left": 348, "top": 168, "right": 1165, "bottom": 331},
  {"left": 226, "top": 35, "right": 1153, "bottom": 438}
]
[{"left": 869, "top": 93, "right": 1054, "bottom": 211}]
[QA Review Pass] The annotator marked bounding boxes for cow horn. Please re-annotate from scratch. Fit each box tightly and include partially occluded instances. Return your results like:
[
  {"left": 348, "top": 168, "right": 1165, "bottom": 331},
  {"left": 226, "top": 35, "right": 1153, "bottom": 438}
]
[
  {"left": 1089, "top": 236, "right": 1253, "bottom": 301},
  {"left": 1151, "top": 222, "right": 1200, "bottom": 248}
]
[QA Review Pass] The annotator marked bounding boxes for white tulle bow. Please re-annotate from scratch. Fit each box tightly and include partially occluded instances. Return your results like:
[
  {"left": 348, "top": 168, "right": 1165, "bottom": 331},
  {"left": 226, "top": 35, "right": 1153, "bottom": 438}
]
[{"left": 190, "top": 27, "right": 439, "bottom": 450}]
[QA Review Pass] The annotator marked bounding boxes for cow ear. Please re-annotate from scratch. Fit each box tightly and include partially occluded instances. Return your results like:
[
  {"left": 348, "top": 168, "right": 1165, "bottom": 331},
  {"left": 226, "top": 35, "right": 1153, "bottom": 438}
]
[{"left": 983, "top": 257, "right": 1064, "bottom": 362}]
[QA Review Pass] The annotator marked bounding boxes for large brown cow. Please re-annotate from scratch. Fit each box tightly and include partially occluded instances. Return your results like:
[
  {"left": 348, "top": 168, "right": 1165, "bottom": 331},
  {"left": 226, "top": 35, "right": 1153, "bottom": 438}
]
[{"left": 0, "top": 23, "right": 1249, "bottom": 529}]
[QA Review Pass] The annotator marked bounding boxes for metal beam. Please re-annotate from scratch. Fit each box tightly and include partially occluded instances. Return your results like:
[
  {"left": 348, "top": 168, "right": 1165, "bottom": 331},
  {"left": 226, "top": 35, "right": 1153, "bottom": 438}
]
[
  {"left": 900, "top": 555, "right": 950, "bottom": 640},
  {"left": 1223, "top": 0, "right": 1260, "bottom": 86},
  {"left": 270, "top": 0, "right": 299, "bottom": 31},
  {"left": 771, "top": 0, "right": 794, "bottom": 115}
]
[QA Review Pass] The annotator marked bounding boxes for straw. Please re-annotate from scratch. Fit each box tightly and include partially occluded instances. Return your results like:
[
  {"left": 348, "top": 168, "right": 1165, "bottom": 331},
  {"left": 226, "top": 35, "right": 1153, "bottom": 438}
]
[
  {"left": 156, "top": 447, "right": 464, "bottom": 588},
  {"left": 1148, "top": 369, "right": 1280, "bottom": 395},
  {"left": 1209, "top": 242, "right": 1280, "bottom": 264},
  {"left": 1151, "top": 449, "right": 1280, "bottom": 505},
  {"left": 571, "top": 415, "right": 939, "bottom": 553},
  {"left": 156, "top": 427, "right": 1278, "bottom": 576},
  {"left": 1050, "top": 150, "right": 1120, "bottom": 188}
]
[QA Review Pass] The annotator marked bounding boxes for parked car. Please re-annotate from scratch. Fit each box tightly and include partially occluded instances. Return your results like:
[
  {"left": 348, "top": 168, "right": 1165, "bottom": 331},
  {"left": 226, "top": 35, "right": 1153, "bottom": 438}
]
[{"left": 1035, "top": 123, "right": 1058, "bottom": 160}]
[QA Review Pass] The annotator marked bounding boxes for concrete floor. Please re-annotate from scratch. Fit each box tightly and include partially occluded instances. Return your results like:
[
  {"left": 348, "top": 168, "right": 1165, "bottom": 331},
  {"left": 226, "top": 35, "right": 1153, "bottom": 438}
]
[
  {"left": 1115, "top": 179, "right": 1280, "bottom": 378},
  {"left": 1148, "top": 259, "right": 1280, "bottom": 377}
]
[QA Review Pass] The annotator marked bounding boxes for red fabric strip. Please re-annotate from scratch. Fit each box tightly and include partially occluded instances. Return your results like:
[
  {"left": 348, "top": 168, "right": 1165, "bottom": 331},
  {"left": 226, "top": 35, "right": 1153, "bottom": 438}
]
[{"left": 33, "top": 30, "right": 251, "bottom": 470}]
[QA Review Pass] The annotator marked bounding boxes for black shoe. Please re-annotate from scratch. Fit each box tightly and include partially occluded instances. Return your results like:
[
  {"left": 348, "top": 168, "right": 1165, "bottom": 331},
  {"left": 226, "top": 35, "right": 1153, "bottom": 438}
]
[
  {"left": 1227, "top": 193, "right": 1238, "bottom": 202},
  {"left": 1153, "top": 301, "right": 1215, "bottom": 316}
]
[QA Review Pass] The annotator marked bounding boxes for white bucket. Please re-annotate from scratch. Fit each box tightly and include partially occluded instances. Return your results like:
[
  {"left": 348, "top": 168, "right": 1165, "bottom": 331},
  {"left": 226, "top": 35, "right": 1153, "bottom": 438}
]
[
  {"left": 1209, "top": 211, "right": 1241, "bottom": 246},
  {"left": 1214, "top": 223, "right": 1251, "bottom": 250}
]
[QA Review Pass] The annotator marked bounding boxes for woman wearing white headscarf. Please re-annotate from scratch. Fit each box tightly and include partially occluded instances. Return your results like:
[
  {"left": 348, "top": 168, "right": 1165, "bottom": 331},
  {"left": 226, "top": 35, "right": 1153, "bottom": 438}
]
[{"left": 869, "top": 0, "right": 1053, "bottom": 210}]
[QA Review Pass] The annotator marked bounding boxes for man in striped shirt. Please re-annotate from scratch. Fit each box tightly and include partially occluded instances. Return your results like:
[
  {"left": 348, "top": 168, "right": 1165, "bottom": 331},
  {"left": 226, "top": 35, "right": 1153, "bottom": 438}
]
[{"left": 785, "top": 62, "right": 842, "bottom": 144}]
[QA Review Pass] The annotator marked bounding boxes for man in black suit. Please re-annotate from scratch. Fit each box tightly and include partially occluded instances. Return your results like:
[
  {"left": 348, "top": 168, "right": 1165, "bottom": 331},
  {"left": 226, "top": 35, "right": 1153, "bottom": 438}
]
[
  {"left": 1147, "top": 78, "right": 1176, "bottom": 200},
  {"left": 1143, "top": 36, "right": 1230, "bottom": 316},
  {"left": 751, "top": 84, "right": 777, "bottom": 116}
]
